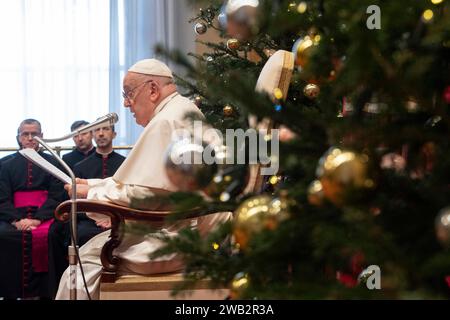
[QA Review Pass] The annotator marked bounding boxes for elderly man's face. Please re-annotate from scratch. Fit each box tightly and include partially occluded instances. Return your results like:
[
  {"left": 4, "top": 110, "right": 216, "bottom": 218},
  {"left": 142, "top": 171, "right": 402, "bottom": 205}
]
[
  {"left": 122, "top": 72, "right": 158, "bottom": 127},
  {"left": 18, "top": 123, "right": 42, "bottom": 150}
]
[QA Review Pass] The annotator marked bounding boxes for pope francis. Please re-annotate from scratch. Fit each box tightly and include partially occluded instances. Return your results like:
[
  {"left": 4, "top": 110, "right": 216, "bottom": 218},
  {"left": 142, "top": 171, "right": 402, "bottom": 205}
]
[{"left": 55, "top": 59, "right": 231, "bottom": 300}]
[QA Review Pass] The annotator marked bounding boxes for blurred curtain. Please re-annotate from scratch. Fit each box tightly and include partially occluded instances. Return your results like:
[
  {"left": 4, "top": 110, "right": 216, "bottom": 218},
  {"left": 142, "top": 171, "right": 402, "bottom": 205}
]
[
  {"left": 0, "top": 0, "right": 110, "bottom": 148},
  {"left": 0, "top": 0, "right": 195, "bottom": 150},
  {"left": 109, "top": 0, "right": 195, "bottom": 147}
]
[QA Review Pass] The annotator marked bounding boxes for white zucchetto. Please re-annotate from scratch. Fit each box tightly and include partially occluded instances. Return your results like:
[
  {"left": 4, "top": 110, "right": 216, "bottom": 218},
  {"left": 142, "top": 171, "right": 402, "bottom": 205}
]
[{"left": 128, "top": 59, "right": 173, "bottom": 79}]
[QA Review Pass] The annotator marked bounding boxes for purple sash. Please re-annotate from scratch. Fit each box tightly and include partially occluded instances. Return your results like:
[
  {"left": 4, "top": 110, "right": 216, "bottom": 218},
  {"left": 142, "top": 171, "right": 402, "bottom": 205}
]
[{"left": 14, "top": 191, "right": 52, "bottom": 273}]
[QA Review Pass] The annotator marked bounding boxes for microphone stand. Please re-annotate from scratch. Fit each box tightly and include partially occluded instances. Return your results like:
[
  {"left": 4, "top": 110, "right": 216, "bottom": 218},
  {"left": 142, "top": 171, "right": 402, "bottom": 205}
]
[
  {"left": 34, "top": 136, "right": 79, "bottom": 300},
  {"left": 32, "top": 113, "right": 118, "bottom": 300}
]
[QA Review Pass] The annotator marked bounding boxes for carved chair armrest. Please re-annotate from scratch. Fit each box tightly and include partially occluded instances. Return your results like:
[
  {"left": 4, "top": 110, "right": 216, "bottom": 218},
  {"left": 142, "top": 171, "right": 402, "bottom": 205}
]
[
  {"left": 55, "top": 199, "right": 173, "bottom": 223},
  {"left": 54, "top": 199, "right": 207, "bottom": 282}
]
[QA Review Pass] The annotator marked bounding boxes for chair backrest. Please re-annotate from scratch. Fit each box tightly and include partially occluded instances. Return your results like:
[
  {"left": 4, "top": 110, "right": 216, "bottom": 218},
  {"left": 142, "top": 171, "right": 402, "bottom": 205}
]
[
  {"left": 244, "top": 50, "right": 295, "bottom": 194},
  {"left": 255, "top": 50, "right": 295, "bottom": 103}
]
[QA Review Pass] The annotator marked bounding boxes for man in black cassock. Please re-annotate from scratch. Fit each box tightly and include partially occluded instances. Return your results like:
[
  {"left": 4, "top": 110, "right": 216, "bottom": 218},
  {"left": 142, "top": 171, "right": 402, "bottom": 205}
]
[
  {"left": 62, "top": 120, "right": 96, "bottom": 170},
  {"left": 0, "top": 119, "right": 66, "bottom": 299},
  {"left": 73, "top": 124, "right": 126, "bottom": 241},
  {"left": 48, "top": 123, "right": 125, "bottom": 298},
  {"left": 0, "top": 154, "right": 15, "bottom": 171},
  {"left": 74, "top": 124, "right": 125, "bottom": 182}
]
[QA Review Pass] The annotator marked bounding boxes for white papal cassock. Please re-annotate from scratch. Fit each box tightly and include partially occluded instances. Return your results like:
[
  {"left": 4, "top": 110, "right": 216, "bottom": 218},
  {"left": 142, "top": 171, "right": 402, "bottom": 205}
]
[{"left": 56, "top": 92, "right": 231, "bottom": 300}]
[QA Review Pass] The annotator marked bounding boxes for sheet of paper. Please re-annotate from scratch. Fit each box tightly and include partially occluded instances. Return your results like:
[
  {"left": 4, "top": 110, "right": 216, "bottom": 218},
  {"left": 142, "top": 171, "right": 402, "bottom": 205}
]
[{"left": 19, "top": 149, "right": 72, "bottom": 185}]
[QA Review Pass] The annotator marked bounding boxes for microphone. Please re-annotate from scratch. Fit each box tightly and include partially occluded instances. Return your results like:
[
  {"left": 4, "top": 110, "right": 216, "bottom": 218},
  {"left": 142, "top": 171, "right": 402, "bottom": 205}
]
[
  {"left": 74, "top": 113, "right": 119, "bottom": 135},
  {"left": 40, "top": 113, "right": 119, "bottom": 143}
]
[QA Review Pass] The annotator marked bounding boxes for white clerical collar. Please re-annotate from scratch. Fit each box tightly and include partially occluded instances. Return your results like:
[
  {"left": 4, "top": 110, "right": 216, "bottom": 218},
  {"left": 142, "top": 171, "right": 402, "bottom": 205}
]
[{"left": 154, "top": 92, "right": 179, "bottom": 116}]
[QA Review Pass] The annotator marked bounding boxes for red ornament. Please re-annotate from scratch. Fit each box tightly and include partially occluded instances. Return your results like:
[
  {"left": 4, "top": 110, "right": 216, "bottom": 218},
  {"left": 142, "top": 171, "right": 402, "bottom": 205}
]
[
  {"left": 336, "top": 271, "right": 358, "bottom": 288},
  {"left": 336, "top": 252, "right": 366, "bottom": 288},
  {"left": 443, "top": 86, "right": 450, "bottom": 104},
  {"left": 446, "top": 276, "right": 450, "bottom": 289},
  {"left": 342, "top": 97, "right": 353, "bottom": 116},
  {"left": 350, "top": 252, "right": 365, "bottom": 275}
]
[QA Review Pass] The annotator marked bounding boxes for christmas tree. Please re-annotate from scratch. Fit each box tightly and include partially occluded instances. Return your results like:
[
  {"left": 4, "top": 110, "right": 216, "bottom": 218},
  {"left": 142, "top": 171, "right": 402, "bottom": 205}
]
[{"left": 148, "top": 0, "right": 450, "bottom": 299}]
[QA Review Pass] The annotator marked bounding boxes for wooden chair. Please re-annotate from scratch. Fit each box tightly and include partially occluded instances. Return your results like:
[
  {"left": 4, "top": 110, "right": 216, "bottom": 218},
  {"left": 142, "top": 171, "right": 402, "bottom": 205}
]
[
  {"left": 54, "top": 200, "right": 232, "bottom": 300},
  {"left": 55, "top": 163, "right": 265, "bottom": 300}
]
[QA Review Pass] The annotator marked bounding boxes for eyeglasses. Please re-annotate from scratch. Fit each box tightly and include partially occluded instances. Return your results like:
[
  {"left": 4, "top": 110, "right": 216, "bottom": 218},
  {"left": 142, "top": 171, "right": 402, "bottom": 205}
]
[{"left": 122, "top": 80, "right": 153, "bottom": 101}]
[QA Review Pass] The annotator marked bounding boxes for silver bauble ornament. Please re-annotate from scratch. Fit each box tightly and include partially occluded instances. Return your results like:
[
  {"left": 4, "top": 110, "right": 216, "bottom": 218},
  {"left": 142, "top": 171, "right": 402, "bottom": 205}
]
[
  {"left": 194, "top": 22, "right": 208, "bottom": 35},
  {"left": 164, "top": 137, "right": 217, "bottom": 192}
]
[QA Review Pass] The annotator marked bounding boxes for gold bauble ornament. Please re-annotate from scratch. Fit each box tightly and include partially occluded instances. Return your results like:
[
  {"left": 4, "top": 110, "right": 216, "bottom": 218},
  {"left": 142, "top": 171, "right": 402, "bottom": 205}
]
[
  {"left": 297, "top": 2, "right": 308, "bottom": 14},
  {"left": 273, "top": 88, "right": 284, "bottom": 100},
  {"left": 230, "top": 272, "right": 249, "bottom": 299},
  {"left": 223, "top": 105, "right": 234, "bottom": 116},
  {"left": 303, "top": 83, "right": 320, "bottom": 99},
  {"left": 316, "top": 148, "right": 375, "bottom": 207},
  {"left": 233, "top": 195, "right": 290, "bottom": 250},
  {"left": 292, "top": 35, "right": 320, "bottom": 68},
  {"left": 435, "top": 207, "right": 450, "bottom": 247},
  {"left": 288, "top": 2, "right": 297, "bottom": 12},
  {"left": 307, "top": 180, "right": 324, "bottom": 206},
  {"left": 226, "top": 38, "right": 241, "bottom": 50}
]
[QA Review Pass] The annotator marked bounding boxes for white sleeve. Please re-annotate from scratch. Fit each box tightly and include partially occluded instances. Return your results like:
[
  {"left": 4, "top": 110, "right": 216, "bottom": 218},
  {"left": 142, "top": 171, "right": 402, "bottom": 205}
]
[
  {"left": 87, "top": 179, "right": 104, "bottom": 187},
  {"left": 86, "top": 177, "right": 155, "bottom": 223}
]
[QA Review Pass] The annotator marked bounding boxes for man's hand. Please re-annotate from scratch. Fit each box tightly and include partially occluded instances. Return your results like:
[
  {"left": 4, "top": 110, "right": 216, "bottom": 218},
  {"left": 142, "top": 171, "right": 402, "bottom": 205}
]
[
  {"left": 96, "top": 219, "right": 111, "bottom": 229},
  {"left": 76, "top": 178, "right": 88, "bottom": 185},
  {"left": 64, "top": 183, "right": 90, "bottom": 199},
  {"left": 13, "top": 219, "right": 41, "bottom": 231}
]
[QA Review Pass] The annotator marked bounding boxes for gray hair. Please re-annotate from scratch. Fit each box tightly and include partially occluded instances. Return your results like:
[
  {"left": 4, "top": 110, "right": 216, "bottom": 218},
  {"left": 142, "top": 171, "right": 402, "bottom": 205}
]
[{"left": 17, "top": 119, "right": 42, "bottom": 135}]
